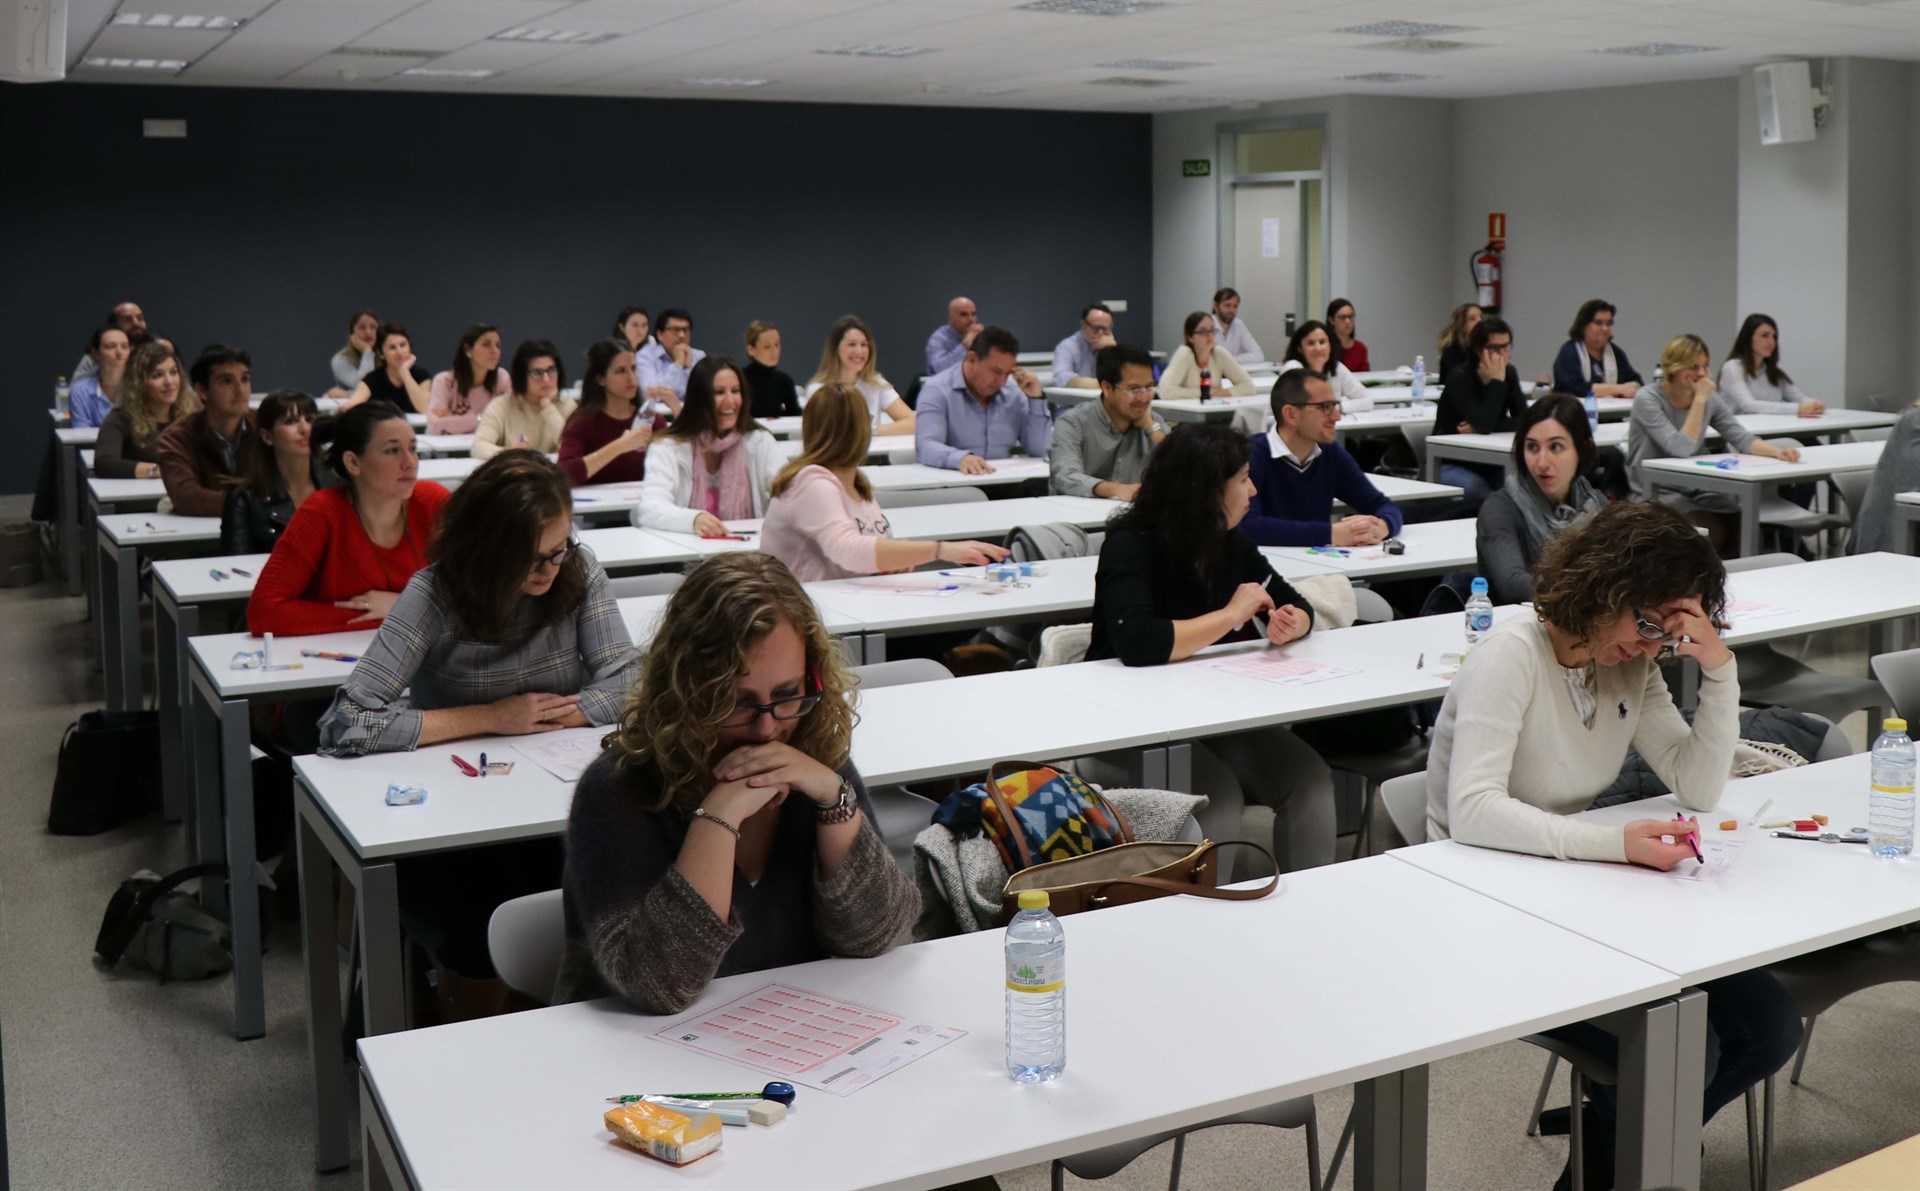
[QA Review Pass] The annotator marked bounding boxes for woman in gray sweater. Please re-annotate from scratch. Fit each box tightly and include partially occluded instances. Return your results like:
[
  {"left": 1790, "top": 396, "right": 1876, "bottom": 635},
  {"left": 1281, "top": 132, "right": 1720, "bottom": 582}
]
[
  {"left": 558, "top": 551, "right": 918, "bottom": 1013},
  {"left": 1474, "top": 394, "right": 1605, "bottom": 604}
]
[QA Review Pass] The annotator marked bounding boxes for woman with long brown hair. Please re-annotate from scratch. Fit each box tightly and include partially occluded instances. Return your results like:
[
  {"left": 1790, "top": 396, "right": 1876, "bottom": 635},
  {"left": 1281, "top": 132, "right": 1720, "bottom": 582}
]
[
  {"left": 556, "top": 551, "right": 917, "bottom": 1012},
  {"left": 761, "top": 383, "right": 1005, "bottom": 581},
  {"left": 96, "top": 341, "right": 200, "bottom": 479}
]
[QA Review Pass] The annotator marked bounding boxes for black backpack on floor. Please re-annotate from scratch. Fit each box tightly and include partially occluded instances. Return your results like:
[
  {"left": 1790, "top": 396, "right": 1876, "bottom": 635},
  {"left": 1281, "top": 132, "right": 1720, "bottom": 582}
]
[
  {"left": 48, "top": 710, "right": 161, "bottom": 835},
  {"left": 94, "top": 864, "right": 233, "bottom": 983}
]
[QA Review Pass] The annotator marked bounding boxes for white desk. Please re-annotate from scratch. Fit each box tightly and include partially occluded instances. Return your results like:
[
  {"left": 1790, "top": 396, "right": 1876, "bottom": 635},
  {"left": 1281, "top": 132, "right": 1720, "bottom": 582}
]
[
  {"left": 865, "top": 458, "right": 1051, "bottom": 491},
  {"left": 415, "top": 433, "right": 473, "bottom": 457},
  {"left": 639, "top": 498, "right": 1125, "bottom": 564},
  {"left": 95, "top": 513, "right": 221, "bottom": 712},
  {"left": 1425, "top": 411, "right": 1893, "bottom": 483},
  {"left": 1334, "top": 405, "right": 1437, "bottom": 442},
  {"left": 151, "top": 553, "right": 268, "bottom": 822},
  {"left": 1260, "top": 517, "right": 1478, "bottom": 584},
  {"left": 1361, "top": 475, "right": 1464, "bottom": 508},
  {"left": 354, "top": 855, "right": 1682, "bottom": 1191},
  {"left": 1424, "top": 424, "right": 1628, "bottom": 479},
  {"left": 759, "top": 414, "right": 802, "bottom": 439},
  {"left": 1641, "top": 441, "right": 1885, "bottom": 558},
  {"left": 1897, "top": 491, "right": 1920, "bottom": 555}
]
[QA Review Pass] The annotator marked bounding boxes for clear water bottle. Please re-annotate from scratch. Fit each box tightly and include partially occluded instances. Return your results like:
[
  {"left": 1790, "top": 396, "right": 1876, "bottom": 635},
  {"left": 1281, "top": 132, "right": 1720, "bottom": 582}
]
[
  {"left": 1869, "top": 717, "right": 1915, "bottom": 859},
  {"left": 1412, "top": 355, "right": 1426, "bottom": 401},
  {"left": 1005, "top": 889, "right": 1065, "bottom": 1083},
  {"left": 1583, "top": 391, "right": 1599, "bottom": 434},
  {"left": 1464, "top": 577, "right": 1493, "bottom": 649},
  {"left": 1198, "top": 368, "right": 1211, "bottom": 403},
  {"left": 54, "top": 376, "right": 70, "bottom": 417}
]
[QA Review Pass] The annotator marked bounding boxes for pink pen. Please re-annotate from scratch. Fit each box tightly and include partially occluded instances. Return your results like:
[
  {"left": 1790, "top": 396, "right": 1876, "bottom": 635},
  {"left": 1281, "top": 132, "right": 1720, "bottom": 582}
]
[{"left": 1673, "top": 813, "right": 1704, "bottom": 864}]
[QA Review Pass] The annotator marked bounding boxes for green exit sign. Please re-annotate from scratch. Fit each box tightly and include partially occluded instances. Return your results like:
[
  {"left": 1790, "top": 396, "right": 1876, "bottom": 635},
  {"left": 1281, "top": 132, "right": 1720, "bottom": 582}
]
[{"left": 1182, "top": 159, "right": 1211, "bottom": 177}]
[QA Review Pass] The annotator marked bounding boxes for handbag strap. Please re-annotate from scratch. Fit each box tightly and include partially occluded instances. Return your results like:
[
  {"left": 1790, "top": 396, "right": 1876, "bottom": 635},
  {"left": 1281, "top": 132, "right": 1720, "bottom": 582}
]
[
  {"left": 1084, "top": 841, "right": 1281, "bottom": 903},
  {"left": 982, "top": 759, "right": 1042, "bottom": 870}
]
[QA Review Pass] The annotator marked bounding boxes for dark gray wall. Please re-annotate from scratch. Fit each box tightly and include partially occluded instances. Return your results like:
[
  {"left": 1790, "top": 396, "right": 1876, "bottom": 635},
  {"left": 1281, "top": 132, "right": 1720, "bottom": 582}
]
[{"left": 3, "top": 82, "right": 1153, "bottom": 492}]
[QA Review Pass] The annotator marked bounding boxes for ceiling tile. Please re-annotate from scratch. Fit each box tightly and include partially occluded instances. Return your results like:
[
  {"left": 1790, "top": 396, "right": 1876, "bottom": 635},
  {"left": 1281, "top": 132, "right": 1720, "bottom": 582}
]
[{"left": 350, "top": 0, "right": 576, "bottom": 53}]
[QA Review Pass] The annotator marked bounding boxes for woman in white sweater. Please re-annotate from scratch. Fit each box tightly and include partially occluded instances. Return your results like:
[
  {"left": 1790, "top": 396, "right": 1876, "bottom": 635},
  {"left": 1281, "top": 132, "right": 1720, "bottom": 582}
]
[
  {"left": 1719, "top": 313, "right": 1824, "bottom": 418},
  {"left": 1158, "top": 311, "right": 1255, "bottom": 399},
  {"left": 1425, "top": 499, "right": 1798, "bottom": 1191},
  {"left": 637, "top": 356, "right": 786, "bottom": 537},
  {"left": 1275, "top": 319, "right": 1372, "bottom": 412}
]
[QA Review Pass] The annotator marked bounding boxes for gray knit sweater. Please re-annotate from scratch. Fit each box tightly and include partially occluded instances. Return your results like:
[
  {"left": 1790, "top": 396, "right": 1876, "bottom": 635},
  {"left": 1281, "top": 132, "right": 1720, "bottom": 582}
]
[
  {"left": 1851, "top": 405, "right": 1920, "bottom": 555},
  {"left": 556, "top": 751, "right": 919, "bottom": 1012}
]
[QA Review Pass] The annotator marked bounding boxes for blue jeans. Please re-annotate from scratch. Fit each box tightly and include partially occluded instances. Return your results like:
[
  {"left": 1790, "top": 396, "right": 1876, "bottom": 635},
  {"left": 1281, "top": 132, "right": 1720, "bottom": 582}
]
[{"left": 1438, "top": 462, "right": 1497, "bottom": 514}]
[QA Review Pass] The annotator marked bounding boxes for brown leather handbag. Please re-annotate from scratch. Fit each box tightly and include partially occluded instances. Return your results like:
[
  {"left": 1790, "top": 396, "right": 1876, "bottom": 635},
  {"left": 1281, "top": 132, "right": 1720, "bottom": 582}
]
[{"left": 999, "top": 839, "right": 1280, "bottom": 922}]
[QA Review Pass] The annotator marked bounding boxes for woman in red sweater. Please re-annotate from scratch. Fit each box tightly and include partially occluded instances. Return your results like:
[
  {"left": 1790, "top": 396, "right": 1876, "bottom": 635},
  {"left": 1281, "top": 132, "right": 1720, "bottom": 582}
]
[
  {"left": 557, "top": 338, "right": 654, "bottom": 486},
  {"left": 247, "top": 403, "right": 451, "bottom": 636}
]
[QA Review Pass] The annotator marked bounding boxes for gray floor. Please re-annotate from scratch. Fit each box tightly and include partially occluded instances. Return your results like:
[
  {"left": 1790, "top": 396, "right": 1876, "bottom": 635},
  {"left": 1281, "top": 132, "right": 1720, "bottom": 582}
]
[{"left": 3, "top": 527, "right": 1917, "bottom": 1190}]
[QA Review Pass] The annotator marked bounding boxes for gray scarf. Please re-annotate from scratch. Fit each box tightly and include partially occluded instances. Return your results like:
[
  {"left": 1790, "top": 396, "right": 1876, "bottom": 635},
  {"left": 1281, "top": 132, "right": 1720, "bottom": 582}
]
[{"left": 1504, "top": 467, "right": 1602, "bottom": 556}]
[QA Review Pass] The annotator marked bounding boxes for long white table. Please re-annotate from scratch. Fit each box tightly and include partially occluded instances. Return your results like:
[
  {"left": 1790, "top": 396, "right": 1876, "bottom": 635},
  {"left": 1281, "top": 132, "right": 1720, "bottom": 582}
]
[
  {"left": 1260, "top": 517, "right": 1478, "bottom": 585},
  {"left": 1425, "top": 410, "right": 1896, "bottom": 482},
  {"left": 1641, "top": 441, "right": 1886, "bottom": 558},
  {"left": 354, "top": 856, "right": 1681, "bottom": 1190},
  {"left": 96, "top": 513, "right": 221, "bottom": 712}
]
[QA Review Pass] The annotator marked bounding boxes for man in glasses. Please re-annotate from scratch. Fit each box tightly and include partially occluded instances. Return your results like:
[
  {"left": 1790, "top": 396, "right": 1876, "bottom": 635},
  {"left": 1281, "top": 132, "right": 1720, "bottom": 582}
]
[
  {"left": 1049, "top": 302, "right": 1116, "bottom": 390},
  {"left": 1049, "top": 344, "right": 1165, "bottom": 501},
  {"left": 637, "top": 307, "right": 705, "bottom": 413},
  {"left": 1239, "top": 368, "right": 1402, "bottom": 548}
]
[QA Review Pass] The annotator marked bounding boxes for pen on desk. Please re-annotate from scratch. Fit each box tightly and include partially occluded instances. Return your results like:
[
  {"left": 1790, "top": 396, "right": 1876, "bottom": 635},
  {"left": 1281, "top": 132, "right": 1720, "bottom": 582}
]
[
  {"left": 230, "top": 566, "right": 252, "bottom": 577},
  {"left": 300, "top": 649, "right": 361, "bottom": 663},
  {"left": 1416, "top": 652, "right": 1424, "bottom": 670},
  {"left": 1674, "top": 813, "right": 1704, "bottom": 864},
  {"left": 451, "top": 754, "right": 480, "bottom": 777},
  {"left": 478, "top": 751, "right": 487, "bottom": 778},
  {"left": 1772, "top": 831, "right": 1868, "bottom": 844},
  {"left": 209, "top": 568, "right": 228, "bottom": 581}
]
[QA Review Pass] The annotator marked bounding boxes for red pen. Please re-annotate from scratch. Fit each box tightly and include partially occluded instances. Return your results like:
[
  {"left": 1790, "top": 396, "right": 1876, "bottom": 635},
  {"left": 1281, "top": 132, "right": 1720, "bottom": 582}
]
[
  {"left": 1673, "top": 813, "right": 1704, "bottom": 864},
  {"left": 451, "top": 754, "right": 480, "bottom": 777}
]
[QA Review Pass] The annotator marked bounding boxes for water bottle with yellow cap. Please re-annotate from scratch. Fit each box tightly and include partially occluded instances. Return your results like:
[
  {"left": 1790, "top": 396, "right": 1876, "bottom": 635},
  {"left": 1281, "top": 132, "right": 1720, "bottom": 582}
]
[{"left": 1005, "top": 889, "right": 1065, "bottom": 1082}]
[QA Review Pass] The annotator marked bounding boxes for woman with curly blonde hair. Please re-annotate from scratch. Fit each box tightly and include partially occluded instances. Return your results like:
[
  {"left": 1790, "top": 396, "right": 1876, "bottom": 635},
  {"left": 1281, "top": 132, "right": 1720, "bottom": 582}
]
[
  {"left": 96, "top": 340, "right": 200, "bottom": 479},
  {"left": 556, "top": 551, "right": 918, "bottom": 1013},
  {"left": 1425, "top": 498, "right": 1797, "bottom": 1191}
]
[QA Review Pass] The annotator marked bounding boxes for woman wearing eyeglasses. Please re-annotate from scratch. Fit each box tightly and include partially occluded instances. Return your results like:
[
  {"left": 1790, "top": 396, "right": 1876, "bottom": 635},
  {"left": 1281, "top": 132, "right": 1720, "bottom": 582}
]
[
  {"left": 316, "top": 450, "right": 637, "bottom": 756},
  {"left": 1426, "top": 499, "right": 1797, "bottom": 1191},
  {"left": 1158, "top": 311, "right": 1255, "bottom": 400},
  {"left": 555, "top": 551, "right": 918, "bottom": 1014},
  {"left": 1431, "top": 315, "right": 1528, "bottom": 512},
  {"left": 471, "top": 339, "right": 575, "bottom": 459}
]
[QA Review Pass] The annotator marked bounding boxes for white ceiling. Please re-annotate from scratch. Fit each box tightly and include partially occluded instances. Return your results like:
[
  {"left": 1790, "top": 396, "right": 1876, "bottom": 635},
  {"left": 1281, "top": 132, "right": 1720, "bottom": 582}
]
[{"left": 60, "top": 0, "right": 1920, "bottom": 111}]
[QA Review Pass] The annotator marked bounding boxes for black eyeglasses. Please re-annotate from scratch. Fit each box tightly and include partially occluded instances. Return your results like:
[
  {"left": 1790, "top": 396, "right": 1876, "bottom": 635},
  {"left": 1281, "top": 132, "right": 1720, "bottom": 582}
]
[
  {"left": 720, "top": 692, "right": 821, "bottom": 727},
  {"left": 531, "top": 538, "right": 578, "bottom": 571},
  {"left": 527, "top": 365, "right": 559, "bottom": 380},
  {"left": 1288, "top": 400, "right": 1341, "bottom": 415}
]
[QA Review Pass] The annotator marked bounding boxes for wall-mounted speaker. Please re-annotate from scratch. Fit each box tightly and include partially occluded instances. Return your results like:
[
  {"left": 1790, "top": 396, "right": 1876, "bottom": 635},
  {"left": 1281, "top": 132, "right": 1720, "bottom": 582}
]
[
  {"left": 1756, "top": 61, "right": 1817, "bottom": 146},
  {"left": 0, "top": 0, "right": 66, "bottom": 83}
]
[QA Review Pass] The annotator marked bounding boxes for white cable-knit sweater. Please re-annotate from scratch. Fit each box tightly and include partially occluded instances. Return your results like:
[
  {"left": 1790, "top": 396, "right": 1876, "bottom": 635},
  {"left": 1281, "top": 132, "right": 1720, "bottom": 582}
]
[{"left": 1425, "top": 616, "right": 1739, "bottom": 863}]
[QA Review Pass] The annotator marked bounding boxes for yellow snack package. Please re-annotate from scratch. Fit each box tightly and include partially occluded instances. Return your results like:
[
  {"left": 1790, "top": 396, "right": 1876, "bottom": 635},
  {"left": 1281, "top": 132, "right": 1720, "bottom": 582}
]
[{"left": 604, "top": 1100, "right": 724, "bottom": 1166}]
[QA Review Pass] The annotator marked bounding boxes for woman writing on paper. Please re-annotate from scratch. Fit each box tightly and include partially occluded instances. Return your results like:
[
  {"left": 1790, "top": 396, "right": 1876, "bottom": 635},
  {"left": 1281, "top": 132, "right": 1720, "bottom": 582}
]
[
  {"left": 636, "top": 356, "right": 785, "bottom": 536},
  {"left": 1426, "top": 499, "right": 1798, "bottom": 1191},
  {"left": 761, "top": 383, "right": 1006, "bottom": 582},
  {"left": 557, "top": 551, "right": 917, "bottom": 1012},
  {"left": 1474, "top": 394, "right": 1605, "bottom": 605},
  {"left": 1087, "top": 421, "right": 1337, "bottom": 873},
  {"left": 316, "top": 450, "right": 635, "bottom": 756}
]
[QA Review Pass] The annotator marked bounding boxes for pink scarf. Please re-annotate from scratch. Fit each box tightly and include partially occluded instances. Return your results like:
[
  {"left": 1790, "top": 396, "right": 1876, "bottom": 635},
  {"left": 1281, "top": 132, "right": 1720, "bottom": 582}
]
[{"left": 690, "top": 431, "right": 752, "bottom": 520}]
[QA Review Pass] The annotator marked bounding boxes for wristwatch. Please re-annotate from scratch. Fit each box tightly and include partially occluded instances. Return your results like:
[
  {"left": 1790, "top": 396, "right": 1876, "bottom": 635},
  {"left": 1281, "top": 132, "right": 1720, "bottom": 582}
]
[{"left": 815, "top": 779, "right": 859, "bottom": 825}]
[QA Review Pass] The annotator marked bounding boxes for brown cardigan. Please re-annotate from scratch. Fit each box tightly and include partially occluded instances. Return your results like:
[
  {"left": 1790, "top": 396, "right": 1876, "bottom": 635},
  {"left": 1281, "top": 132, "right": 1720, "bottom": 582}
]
[{"left": 156, "top": 409, "right": 251, "bottom": 517}]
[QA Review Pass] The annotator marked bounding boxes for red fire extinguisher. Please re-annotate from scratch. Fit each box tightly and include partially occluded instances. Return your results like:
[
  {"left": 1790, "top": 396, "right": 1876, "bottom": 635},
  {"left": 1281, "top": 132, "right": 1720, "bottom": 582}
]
[{"left": 1472, "top": 212, "right": 1506, "bottom": 313}]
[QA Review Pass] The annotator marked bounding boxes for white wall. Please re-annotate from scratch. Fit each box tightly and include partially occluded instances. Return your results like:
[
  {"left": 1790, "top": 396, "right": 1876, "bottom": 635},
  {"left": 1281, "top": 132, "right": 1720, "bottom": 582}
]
[
  {"left": 1451, "top": 78, "right": 1739, "bottom": 383},
  {"left": 1845, "top": 59, "right": 1913, "bottom": 410}
]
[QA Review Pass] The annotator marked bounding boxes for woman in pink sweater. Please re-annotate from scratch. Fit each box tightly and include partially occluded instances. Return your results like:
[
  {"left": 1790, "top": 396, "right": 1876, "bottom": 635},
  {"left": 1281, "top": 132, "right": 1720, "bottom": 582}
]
[{"left": 761, "top": 384, "right": 1006, "bottom": 582}]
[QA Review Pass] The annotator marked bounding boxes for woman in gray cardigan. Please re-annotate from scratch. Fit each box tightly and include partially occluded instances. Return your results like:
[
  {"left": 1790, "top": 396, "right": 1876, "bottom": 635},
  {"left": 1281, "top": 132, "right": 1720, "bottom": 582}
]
[{"left": 1475, "top": 394, "right": 1605, "bottom": 604}]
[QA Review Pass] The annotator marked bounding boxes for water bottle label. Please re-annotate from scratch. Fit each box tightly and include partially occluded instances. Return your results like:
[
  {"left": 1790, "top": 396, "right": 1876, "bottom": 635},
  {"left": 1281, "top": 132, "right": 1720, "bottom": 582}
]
[
  {"left": 1006, "top": 956, "right": 1063, "bottom": 995},
  {"left": 1467, "top": 610, "right": 1492, "bottom": 633}
]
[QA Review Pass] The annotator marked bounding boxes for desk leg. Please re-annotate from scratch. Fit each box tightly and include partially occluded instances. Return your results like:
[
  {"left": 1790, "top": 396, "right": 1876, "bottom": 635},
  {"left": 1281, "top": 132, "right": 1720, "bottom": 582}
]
[
  {"left": 361, "top": 860, "right": 406, "bottom": 1037},
  {"left": 1354, "top": 1064, "right": 1428, "bottom": 1191},
  {"left": 58, "top": 440, "right": 82, "bottom": 596},
  {"left": 191, "top": 671, "right": 228, "bottom": 913},
  {"left": 156, "top": 595, "right": 197, "bottom": 823},
  {"left": 1739, "top": 486, "right": 1761, "bottom": 560},
  {"left": 1606, "top": 990, "right": 1707, "bottom": 1191},
  {"left": 101, "top": 540, "right": 140, "bottom": 712},
  {"left": 863, "top": 632, "right": 888, "bottom": 664},
  {"left": 220, "top": 695, "right": 265, "bottom": 1041},
  {"left": 300, "top": 794, "right": 352, "bottom": 1174},
  {"left": 360, "top": 1070, "right": 410, "bottom": 1191}
]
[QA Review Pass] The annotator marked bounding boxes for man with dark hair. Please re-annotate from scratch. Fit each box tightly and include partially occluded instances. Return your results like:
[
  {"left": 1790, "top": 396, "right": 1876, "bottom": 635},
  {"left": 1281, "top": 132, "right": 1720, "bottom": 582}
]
[
  {"left": 924, "top": 295, "right": 979, "bottom": 374},
  {"left": 72, "top": 300, "right": 149, "bottom": 381},
  {"left": 1050, "top": 302, "right": 1115, "bottom": 390},
  {"left": 1049, "top": 344, "right": 1164, "bottom": 501},
  {"left": 1433, "top": 316, "right": 1528, "bottom": 512},
  {"left": 637, "top": 307, "right": 704, "bottom": 412},
  {"left": 1212, "top": 286, "right": 1264, "bottom": 363},
  {"left": 1239, "top": 368, "right": 1401, "bottom": 547},
  {"left": 157, "top": 344, "right": 253, "bottom": 516},
  {"left": 914, "top": 325, "right": 1050, "bottom": 475}
]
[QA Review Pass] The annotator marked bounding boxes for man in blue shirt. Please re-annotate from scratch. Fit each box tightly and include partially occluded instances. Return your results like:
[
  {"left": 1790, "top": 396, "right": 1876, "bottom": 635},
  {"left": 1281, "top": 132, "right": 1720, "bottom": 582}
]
[
  {"left": 1050, "top": 303, "right": 1115, "bottom": 389},
  {"left": 915, "top": 326, "right": 1051, "bottom": 475},
  {"left": 636, "top": 307, "right": 706, "bottom": 412},
  {"left": 923, "top": 296, "right": 979, "bottom": 375},
  {"left": 1240, "top": 368, "right": 1403, "bottom": 548}
]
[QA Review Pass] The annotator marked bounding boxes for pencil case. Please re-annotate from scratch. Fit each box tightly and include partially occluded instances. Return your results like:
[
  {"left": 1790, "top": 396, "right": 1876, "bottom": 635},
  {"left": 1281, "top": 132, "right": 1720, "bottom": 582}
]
[{"left": 604, "top": 1100, "right": 723, "bottom": 1165}]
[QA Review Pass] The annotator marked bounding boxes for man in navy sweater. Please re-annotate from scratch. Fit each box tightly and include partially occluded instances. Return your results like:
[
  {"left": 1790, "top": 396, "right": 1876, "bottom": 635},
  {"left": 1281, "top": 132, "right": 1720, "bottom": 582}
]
[{"left": 1241, "top": 368, "right": 1404, "bottom": 547}]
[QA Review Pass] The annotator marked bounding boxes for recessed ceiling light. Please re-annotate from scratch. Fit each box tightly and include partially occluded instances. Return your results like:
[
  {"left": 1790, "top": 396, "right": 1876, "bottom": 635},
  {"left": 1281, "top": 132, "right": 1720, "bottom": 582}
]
[
  {"left": 1343, "top": 71, "right": 1431, "bottom": 83},
  {"left": 111, "top": 12, "right": 241, "bottom": 30},
  {"left": 83, "top": 55, "right": 187, "bottom": 70},
  {"left": 1337, "top": 20, "right": 1470, "bottom": 37},
  {"left": 400, "top": 67, "right": 496, "bottom": 79},
  {"left": 682, "top": 77, "right": 770, "bottom": 88},
  {"left": 1087, "top": 75, "right": 1177, "bottom": 87},
  {"left": 1601, "top": 42, "right": 1719, "bottom": 57},
  {"left": 816, "top": 44, "right": 935, "bottom": 58},
  {"left": 491, "top": 27, "right": 619, "bottom": 45},
  {"left": 1098, "top": 58, "right": 1208, "bottom": 71},
  {"left": 1015, "top": 0, "right": 1167, "bottom": 16},
  {"left": 1367, "top": 38, "right": 1472, "bottom": 53}
]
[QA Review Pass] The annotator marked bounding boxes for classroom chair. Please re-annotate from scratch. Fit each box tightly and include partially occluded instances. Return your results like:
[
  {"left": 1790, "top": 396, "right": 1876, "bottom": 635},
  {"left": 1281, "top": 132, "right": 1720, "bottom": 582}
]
[
  {"left": 605, "top": 572, "right": 684, "bottom": 599},
  {"left": 851, "top": 659, "right": 952, "bottom": 869},
  {"left": 1720, "top": 554, "right": 1888, "bottom": 726},
  {"left": 1869, "top": 647, "right": 1920, "bottom": 722},
  {"left": 874, "top": 486, "right": 988, "bottom": 509},
  {"left": 1753, "top": 440, "right": 1851, "bottom": 557},
  {"left": 1049, "top": 1098, "right": 1325, "bottom": 1191}
]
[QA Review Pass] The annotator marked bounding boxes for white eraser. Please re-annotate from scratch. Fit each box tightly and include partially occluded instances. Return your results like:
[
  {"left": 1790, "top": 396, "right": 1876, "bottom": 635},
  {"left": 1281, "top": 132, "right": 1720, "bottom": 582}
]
[{"left": 747, "top": 1099, "right": 786, "bottom": 1126}]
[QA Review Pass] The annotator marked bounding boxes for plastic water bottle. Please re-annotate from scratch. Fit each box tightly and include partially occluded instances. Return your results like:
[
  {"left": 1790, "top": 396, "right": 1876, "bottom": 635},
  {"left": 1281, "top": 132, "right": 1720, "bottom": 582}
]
[
  {"left": 1005, "top": 889, "right": 1065, "bottom": 1083},
  {"left": 54, "top": 376, "right": 69, "bottom": 417},
  {"left": 1198, "top": 368, "right": 1211, "bottom": 403},
  {"left": 1583, "top": 391, "right": 1599, "bottom": 433},
  {"left": 1868, "top": 717, "right": 1916, "bottom": 859},
  {"left": 1411, "top": 355, "right": 1426, "bottom": 401},
  {"left": 1464, "top": 577, "right": 1493, "bottom": 650}
]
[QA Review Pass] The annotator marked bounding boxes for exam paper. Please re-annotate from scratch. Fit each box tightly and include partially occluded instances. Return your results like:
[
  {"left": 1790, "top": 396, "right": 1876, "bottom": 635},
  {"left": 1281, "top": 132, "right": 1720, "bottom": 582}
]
[
  {"left": 508, "top": 725, "right": 611, "bottom": 783},
  {"left": 1204, "top": 651, "right": 1357, "bottom": 687},
  {"left": 654, "top": 983, "right": 965, "bottom": 1096},
  {"left": 1657, "top": 837, "right": 1744, "bottom": 883}
]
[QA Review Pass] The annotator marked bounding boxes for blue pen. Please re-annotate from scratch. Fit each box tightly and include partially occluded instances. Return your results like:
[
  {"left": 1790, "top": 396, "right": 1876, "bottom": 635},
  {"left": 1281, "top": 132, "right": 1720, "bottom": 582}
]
[
  {"left": 209, "top": 568, "right": 228, "bottom": 581},
  {"left": 478, "top": 751, "right": 487, "bottom": 778}
]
